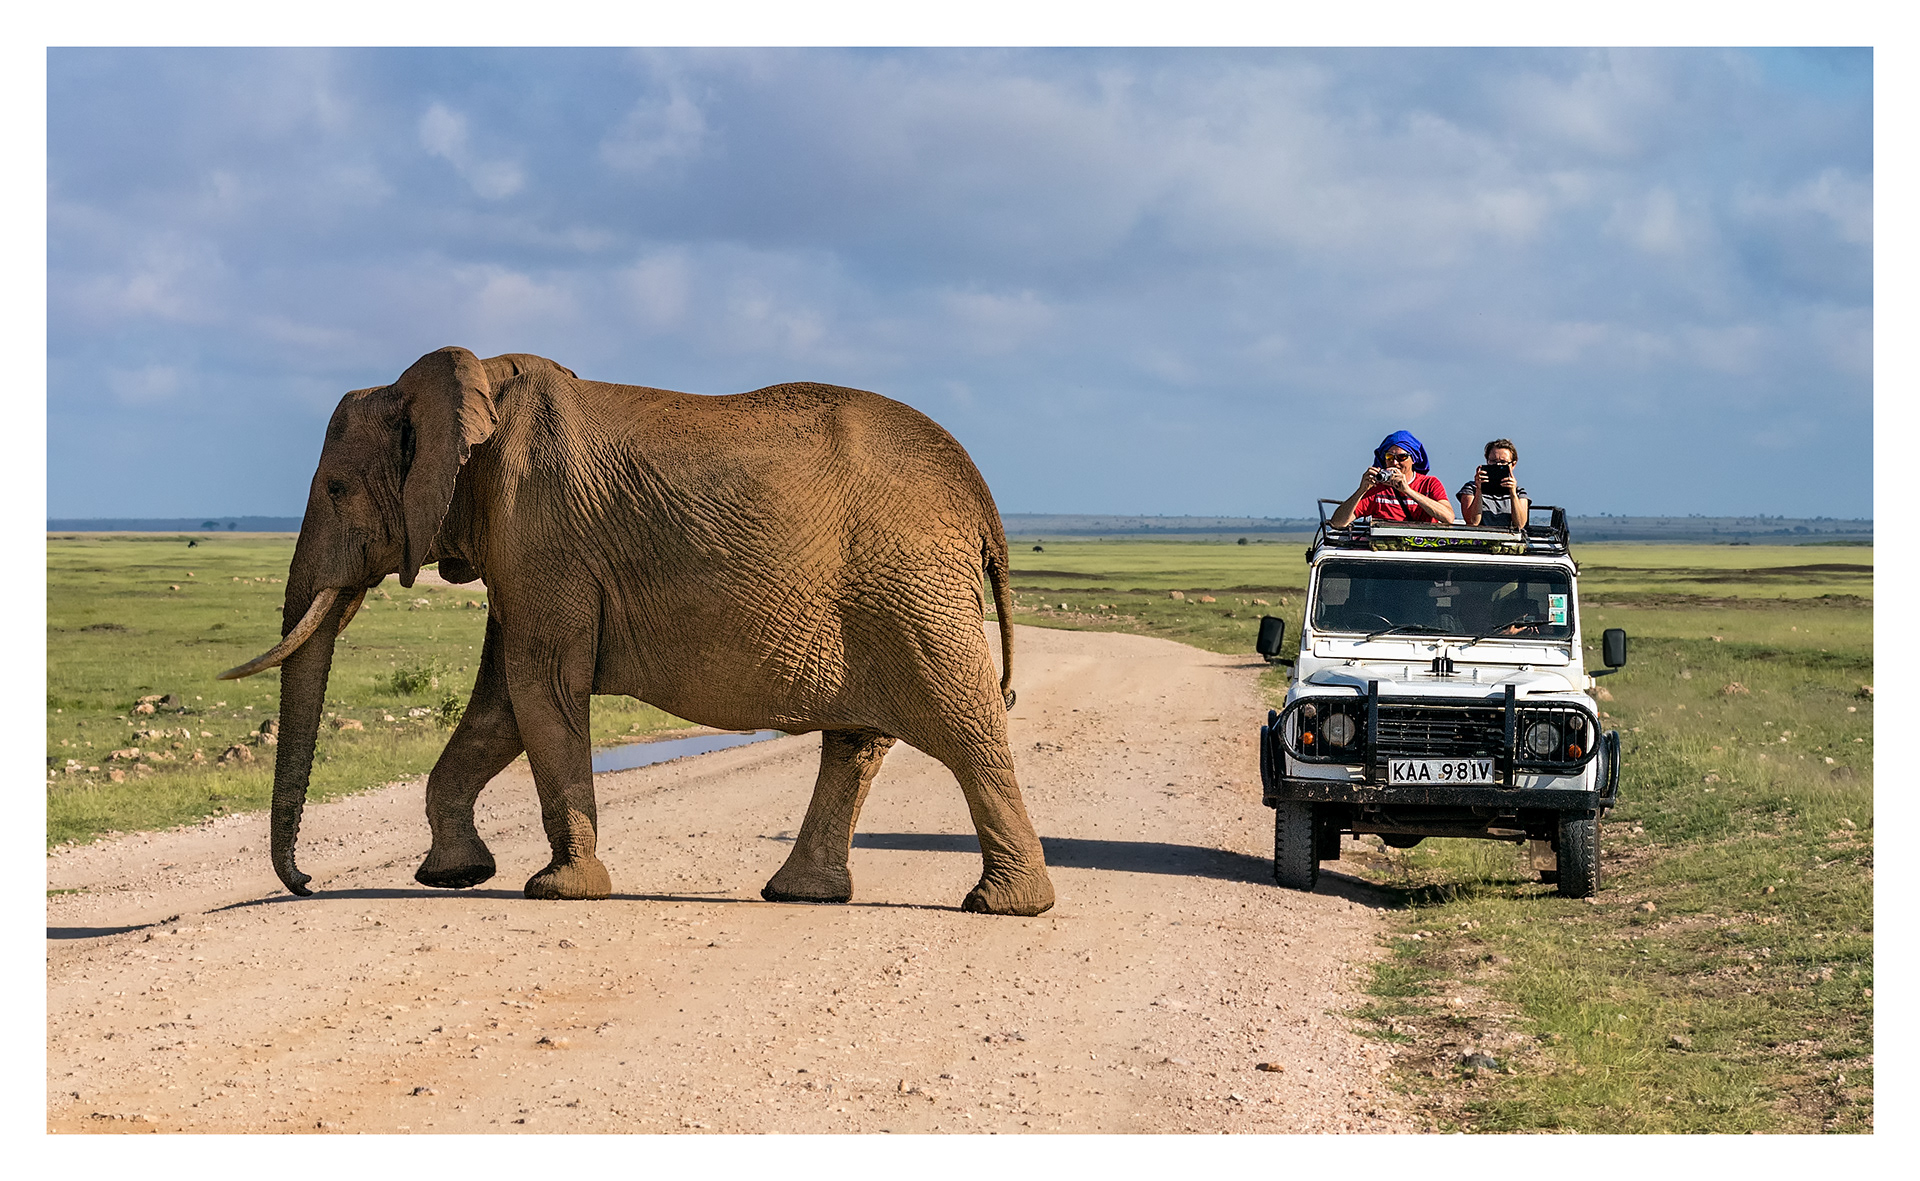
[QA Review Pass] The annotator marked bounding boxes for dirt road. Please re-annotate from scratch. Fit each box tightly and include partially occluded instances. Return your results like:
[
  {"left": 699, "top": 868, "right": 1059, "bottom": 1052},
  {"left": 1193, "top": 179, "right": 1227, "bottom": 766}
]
[{"left": 47, "top": 624, "right": 1410, "bottom": 1134}]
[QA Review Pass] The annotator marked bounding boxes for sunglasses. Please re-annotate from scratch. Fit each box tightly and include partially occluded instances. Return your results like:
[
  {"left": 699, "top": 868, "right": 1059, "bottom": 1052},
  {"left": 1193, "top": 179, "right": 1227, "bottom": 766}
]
[{"left": 1381, "top": 452, "right": 1412, "bottom": 463}]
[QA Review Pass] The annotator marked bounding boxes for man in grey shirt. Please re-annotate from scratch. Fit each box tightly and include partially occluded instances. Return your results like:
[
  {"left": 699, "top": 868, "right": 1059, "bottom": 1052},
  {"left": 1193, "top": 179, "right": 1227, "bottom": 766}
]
[{"left": 1457, "top": 438, "right": 1529, "bottom": 528}]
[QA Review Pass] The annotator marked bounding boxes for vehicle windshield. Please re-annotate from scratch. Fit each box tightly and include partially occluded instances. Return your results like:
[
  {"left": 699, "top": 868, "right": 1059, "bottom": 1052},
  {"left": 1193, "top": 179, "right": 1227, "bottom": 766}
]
[{"left": 1311, "top": 560, "right": 1574, "bottom": 641}]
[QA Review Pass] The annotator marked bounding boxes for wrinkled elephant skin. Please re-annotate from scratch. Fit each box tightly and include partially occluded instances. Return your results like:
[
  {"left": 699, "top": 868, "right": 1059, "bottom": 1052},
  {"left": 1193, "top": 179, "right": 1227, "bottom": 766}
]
[{"left": 236, "top": 347, "right": 1052, "bottom": 916}]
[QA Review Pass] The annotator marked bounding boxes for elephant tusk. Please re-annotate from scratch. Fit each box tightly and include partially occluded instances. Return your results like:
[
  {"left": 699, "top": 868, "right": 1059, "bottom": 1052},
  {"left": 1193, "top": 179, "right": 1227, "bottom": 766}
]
[
  {"left": 217, "top": 587, "right": 341, "bottom": 680},
  {"left": 334, "top": 586, "right": 369, "bottom": 636}
]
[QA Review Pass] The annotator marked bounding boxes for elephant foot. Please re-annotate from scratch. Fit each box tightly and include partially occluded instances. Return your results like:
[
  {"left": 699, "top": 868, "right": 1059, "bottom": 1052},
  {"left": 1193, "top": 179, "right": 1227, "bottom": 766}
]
[
  {"left": 961, "top": 866, "right": 1056, "bottom": 916},
  {"left": 760, "top": 861, "right": 853, "bottom": 905},
  {"left": 524, "top": 857, "right": 612, "bottom": 900},
  {"left": 416, "top": 861, "right": 497, "bottom": 890},
  {"left": 416, "top": 839, "right": 496, "bottom": 889}
]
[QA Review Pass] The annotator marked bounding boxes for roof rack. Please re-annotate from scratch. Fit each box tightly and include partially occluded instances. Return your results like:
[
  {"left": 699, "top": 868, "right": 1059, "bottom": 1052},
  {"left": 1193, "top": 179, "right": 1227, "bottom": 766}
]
[{"left": 1310, "top": 500, "right": 1571, "bottom": 558}]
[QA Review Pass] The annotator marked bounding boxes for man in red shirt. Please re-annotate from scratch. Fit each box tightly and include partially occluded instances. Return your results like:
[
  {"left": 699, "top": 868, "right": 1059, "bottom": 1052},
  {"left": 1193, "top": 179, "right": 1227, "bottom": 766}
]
[{"left": 1329, "top": 430, "right": 1455, "bottom": 527}]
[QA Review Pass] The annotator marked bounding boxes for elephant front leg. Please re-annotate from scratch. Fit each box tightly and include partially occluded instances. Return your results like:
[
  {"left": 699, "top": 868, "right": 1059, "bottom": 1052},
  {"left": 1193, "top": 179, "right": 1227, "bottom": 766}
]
[
  {"left": 508, "top": 643, "right": 612, "bottom": 901},
  {"left": 416, "top": 617, "right": 522, "bottom": 889},
  {"left": 763, "top": 730, "right": 895, "bottom": 903}
]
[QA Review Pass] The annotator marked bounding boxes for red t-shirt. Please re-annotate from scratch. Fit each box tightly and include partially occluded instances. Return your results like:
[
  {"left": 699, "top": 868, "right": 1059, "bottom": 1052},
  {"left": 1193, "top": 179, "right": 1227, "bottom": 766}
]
[{"left": 1354, "top": 473, "right": 1449, "bottom": 523}]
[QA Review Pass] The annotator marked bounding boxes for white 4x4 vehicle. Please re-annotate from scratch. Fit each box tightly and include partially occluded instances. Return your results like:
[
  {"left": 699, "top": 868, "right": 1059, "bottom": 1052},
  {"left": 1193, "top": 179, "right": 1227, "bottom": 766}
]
[{"left": 1256, "top": 504, "right": 1627, "bottom": 897}]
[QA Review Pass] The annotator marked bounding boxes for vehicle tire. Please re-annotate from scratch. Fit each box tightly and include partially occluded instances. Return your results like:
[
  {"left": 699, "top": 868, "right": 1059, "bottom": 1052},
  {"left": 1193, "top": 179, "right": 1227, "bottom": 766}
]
[
  {"left": 1273, "top": 801, "right": 1320, "bottom": 891},
  {"left": 1555, "top": 811, "right": 1599, "bottom": 898}
]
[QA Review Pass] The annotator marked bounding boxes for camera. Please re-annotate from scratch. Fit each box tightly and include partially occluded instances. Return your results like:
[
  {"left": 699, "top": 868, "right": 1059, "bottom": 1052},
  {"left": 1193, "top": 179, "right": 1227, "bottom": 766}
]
[{"left": 1482, "top": 462, "right": 1511, "bottom": 488}]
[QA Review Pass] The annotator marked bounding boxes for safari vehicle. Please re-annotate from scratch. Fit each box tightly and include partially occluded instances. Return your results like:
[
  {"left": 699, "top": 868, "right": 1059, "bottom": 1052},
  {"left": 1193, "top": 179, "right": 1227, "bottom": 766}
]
[{"left": 1254, "top": 504, "right": 1627, "bottom": 897}]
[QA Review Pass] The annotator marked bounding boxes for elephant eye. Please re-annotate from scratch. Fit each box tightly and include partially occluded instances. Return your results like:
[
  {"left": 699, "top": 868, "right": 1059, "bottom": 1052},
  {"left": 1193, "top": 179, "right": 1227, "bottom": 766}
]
[{"left": 326, "top": 479, "right": 349, "bottom": 499}]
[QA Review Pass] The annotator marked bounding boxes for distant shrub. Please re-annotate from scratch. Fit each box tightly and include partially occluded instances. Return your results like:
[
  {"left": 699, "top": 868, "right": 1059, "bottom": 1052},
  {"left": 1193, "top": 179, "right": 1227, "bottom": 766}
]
[
  {"left": 387, "top": 662, "right": 439, "bottom": 696},
  {"left": 435, "top": 692, "right": 466, "bottom": 729}
]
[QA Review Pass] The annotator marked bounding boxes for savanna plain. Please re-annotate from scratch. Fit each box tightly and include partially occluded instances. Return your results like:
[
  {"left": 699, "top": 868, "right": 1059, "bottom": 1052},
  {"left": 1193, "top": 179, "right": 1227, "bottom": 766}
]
[{"left": 47, "top": 533, "right": 1871, "bottom": 1133}]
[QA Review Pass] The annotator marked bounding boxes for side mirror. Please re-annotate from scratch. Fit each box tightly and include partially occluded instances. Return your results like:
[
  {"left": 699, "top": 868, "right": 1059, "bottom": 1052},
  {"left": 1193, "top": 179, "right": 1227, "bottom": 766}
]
[
  {"left": 1602, "top": 627, "right": 1628, "bottom": 669},
  {"left": 1256, "top": 615, "right": 1289, "bottom": 664}
]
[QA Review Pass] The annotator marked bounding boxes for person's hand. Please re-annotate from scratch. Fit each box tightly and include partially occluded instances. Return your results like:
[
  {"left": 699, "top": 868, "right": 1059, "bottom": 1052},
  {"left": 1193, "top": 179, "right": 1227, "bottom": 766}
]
[
  {"left": 1382, "top": 466, "right": 1410, "bottom": 490},
  {"left": 1359, "top": 467, "right": 1383, "bottom": 490},
  {"left": 1473, "top": 465, "right": 1487, "bottom": 490},
  {"left": 1500, "top": 473, "right": 1517, "bottom": 495}
]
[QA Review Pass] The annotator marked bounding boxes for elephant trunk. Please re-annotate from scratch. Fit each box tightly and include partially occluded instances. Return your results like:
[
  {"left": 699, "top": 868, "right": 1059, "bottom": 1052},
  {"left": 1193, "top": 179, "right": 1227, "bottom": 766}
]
[{"left": 266, "top": 586, "right": 352, "bottom": 896}]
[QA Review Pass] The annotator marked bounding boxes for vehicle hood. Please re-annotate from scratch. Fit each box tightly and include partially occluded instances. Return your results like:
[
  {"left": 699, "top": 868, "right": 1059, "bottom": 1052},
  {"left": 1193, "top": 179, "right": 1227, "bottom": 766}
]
[{"left": 1295, "top": 662, "right": 1589, "bottom": 699}]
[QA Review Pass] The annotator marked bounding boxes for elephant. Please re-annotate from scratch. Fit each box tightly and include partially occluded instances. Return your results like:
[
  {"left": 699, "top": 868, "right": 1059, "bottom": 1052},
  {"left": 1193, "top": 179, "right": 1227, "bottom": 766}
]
[{"left": 219, "top": 346, "right": 1055, "bottom": 916}]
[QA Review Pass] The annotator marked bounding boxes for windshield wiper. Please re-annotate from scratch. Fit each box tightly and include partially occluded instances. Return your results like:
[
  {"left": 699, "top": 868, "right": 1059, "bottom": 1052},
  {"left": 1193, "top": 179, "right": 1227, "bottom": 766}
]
[
  {"left": 1457, "top": 613, "right": 1550, "bottom": 648},
  {"left": 1363, "top": 623, "right": 1451, "bottom": 641}
]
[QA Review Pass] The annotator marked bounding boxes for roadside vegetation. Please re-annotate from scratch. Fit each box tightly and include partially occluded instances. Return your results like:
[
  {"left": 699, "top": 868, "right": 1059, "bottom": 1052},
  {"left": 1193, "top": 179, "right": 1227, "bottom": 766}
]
[
  {"left": 46, "top": 535, "right": 687, "bottom": 847},
  {"left": 1005, "top": 536, "right": 1874, "bottom": 1134}
]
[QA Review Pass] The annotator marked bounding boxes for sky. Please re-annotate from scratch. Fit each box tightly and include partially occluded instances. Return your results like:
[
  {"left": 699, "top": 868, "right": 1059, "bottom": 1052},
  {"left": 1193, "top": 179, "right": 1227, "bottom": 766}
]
[{"left": 46, "top": 47, "right": 1874, "bottom": 520}]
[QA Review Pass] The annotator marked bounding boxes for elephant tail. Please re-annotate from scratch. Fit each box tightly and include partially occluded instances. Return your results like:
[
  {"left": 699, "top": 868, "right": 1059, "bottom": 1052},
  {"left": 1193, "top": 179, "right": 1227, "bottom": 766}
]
[{"left": 983, "top": 540, "right": 1016, "bottom": 710}]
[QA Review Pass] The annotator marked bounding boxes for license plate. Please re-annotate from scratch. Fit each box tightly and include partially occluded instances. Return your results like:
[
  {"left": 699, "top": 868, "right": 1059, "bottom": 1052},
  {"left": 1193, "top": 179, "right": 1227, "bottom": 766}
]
[{"left": 1388, "top": 758, "right": 1495, "bottom": 785}]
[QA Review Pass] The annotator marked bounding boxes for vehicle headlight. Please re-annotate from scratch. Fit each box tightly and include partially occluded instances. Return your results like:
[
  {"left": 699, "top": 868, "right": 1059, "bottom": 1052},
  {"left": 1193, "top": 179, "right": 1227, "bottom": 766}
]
[
  {"left": 1524, "top": 720, "right": 1560, "bottom": 757},
  {"left": 1323, "top": 713, "right": 1356, "bottom": 747}
]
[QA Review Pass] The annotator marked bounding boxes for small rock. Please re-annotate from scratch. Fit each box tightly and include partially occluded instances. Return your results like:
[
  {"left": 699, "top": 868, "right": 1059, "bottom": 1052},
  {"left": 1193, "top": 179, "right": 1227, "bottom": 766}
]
[
  {"left": 1702, "top": 773, "right": 1720, "bottom": 784},
  {"left": 557, "top": 938, "right": 576, "bottom": 948},
  {"left": 1168, "top": 590, "right": 1185, "bottom": 601},
  {"left": 1859, "top": 685, "right": 1873, "bottom": 698},
  {"left": 1461, "top": 1052, "right": 1499, "bottom": 1071},
  {"left": 1667, "top": 1034, "right": 1693, "bottom": 1051},
  {"left": 1595, "top": 686, "right": 1613, "bottom": 701},
  {"left": 1584, "top": 897, "right": 1602, "bottom": 906},
  {"left": 1710, "top": 635, "right": 1723, "bottom": 642},
  {"left": 1228, "top": 1092, "right": 1247, "bottom": 1102},
  {"left": 133, "top": 702, "right": 157, "bottom": 715},
  {"left": 108, "top": 768, "right": 127, "bottom": 783},
  {"left": 1638, "top": 901, "right": 1656, "bottom": 913},
  {"left": 1680, "top": 669, "right": 1692, "bottom": 679},
  {"left": 1255, "top": 1062, "right": 1284, "bottom": 1073},
  {"left": 412, "top": 1086, "right": 436, "bottom": 1096},
  {"left": 1764, "top": 885, "right": 1775, "bottom": 894},
  {"left": 1166, "top": 1057, "right": 1192, "bottom": 1066},
  {"left": 1839, "top": 817, "right": 1856, "bottom": 828},
  {"left": 333, "top": 718, "right": 365, "bottom": 731},
  {"left": 1722, "top": 682, "right": 1750, "bottom": 696},
  {"left": 1197, "top": 594, "right": 1217, "bottom": 603},
  {"left": 216, "top": 744, "right": 254, "bottom": 765},
  {"left": 534, "top": 1036, "right": 569, "bottom": 1049},
  {"left": 1252, "top": 598, "right": 1269, "bottom": 606}
]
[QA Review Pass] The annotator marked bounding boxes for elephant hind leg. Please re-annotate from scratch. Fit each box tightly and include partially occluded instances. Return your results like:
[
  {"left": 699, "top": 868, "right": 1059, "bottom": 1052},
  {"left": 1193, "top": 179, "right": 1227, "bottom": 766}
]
[
  {"left": 763, "top": 729, "right": 896, "bottom": 904},
  {"left": 895, "top": 669, "right": 1054, "bottom": 916},
  {"left": 416, "top": 616, "right": 521, "bottom": 889}
]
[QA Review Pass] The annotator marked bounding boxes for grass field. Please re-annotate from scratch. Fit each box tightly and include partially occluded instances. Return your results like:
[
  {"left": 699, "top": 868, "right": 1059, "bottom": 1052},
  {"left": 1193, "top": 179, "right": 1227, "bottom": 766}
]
[
  {"left": 46, "top": 534, "right": 686, "bottom": 847},
  {"left": 1004, "top": 534, "right": 1874, "bottom": 1133},
  {"left": 46, "top": 529, "right": 1873, "bottom": 1131}
]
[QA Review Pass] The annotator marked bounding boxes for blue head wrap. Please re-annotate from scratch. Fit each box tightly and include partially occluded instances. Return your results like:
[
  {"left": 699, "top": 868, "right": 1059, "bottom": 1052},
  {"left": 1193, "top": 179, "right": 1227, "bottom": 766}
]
[{"left": 1373, "top": 430, "right": 1429, "bottom": 475}]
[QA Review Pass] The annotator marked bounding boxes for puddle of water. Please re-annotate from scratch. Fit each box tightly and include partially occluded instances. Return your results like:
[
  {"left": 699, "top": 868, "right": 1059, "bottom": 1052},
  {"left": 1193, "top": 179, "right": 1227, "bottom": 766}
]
[{"left": 592, "top": 729, "right": 784, "bottom": 774}]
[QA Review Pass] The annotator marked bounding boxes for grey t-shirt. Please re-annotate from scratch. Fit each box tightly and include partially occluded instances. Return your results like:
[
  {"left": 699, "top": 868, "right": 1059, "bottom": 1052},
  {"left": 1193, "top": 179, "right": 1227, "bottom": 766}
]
[{"left": 1458, "top": 481, "right": 1528, "bottom": 528}]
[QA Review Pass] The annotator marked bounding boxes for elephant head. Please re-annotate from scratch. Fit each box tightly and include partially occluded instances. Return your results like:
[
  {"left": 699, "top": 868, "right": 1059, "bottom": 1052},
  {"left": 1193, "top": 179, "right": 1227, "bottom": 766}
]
[{"left": 219, "top": 346, "right": 499, "bottom": 895}]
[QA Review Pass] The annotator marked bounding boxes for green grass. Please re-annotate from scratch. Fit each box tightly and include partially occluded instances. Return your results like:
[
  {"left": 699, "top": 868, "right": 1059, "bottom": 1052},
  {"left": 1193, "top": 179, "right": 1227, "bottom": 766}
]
[
  {"left": 1000, "top": 537, "right": 1308, "bottom": 658},
  {"left": 1008, "top": 536, "right": 1873, "bottom": 1134},
  {"left": 47, "top": 534, "right": 689, "bottom": 847}
]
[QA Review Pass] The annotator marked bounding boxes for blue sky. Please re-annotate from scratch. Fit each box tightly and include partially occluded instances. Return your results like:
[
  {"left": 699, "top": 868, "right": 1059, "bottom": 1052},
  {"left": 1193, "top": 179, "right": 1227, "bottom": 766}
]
[{"left": 47, "top": 47, "right": 1873, "bottom": 519}]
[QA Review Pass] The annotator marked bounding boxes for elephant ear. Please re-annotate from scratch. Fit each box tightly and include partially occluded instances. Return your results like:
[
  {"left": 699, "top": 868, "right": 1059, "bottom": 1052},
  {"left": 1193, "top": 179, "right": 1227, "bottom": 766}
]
[{"left": 394, "top": 346, "right": 498, "bottom": 587}]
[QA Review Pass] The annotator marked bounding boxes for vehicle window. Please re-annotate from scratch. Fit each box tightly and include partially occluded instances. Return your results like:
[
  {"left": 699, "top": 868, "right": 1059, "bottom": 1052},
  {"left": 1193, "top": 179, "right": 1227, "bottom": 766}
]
[{"left": 1311, "top": 560, "right": 1573, "bottom": 639}]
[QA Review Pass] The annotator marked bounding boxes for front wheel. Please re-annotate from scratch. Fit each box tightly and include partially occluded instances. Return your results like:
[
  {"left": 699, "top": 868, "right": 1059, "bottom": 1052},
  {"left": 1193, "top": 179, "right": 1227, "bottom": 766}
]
[
  {"left": 1555, "top": 811, "right": 1600, "bottom": 898},
  {"left": 1274, "top": 801, "right": 1320, "bottom": 891}
]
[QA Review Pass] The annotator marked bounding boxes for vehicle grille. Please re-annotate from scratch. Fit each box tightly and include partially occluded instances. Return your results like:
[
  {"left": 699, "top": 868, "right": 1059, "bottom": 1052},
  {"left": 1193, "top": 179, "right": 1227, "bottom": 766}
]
[{"left": 1375, "top": 705, "right": 1505, "bottom": 757}]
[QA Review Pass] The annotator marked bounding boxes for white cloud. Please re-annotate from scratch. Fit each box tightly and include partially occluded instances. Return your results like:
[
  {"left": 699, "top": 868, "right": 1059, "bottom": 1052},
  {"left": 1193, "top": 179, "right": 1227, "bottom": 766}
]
[
  {"left": 600, "top": 83, "right": 709, "bottom": 174},
  {"left": 419, "top": 102, "right": 524, "bottom": 199},
  {"left": 105, "top": 364, "right": 185, "bottom": 406}
]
